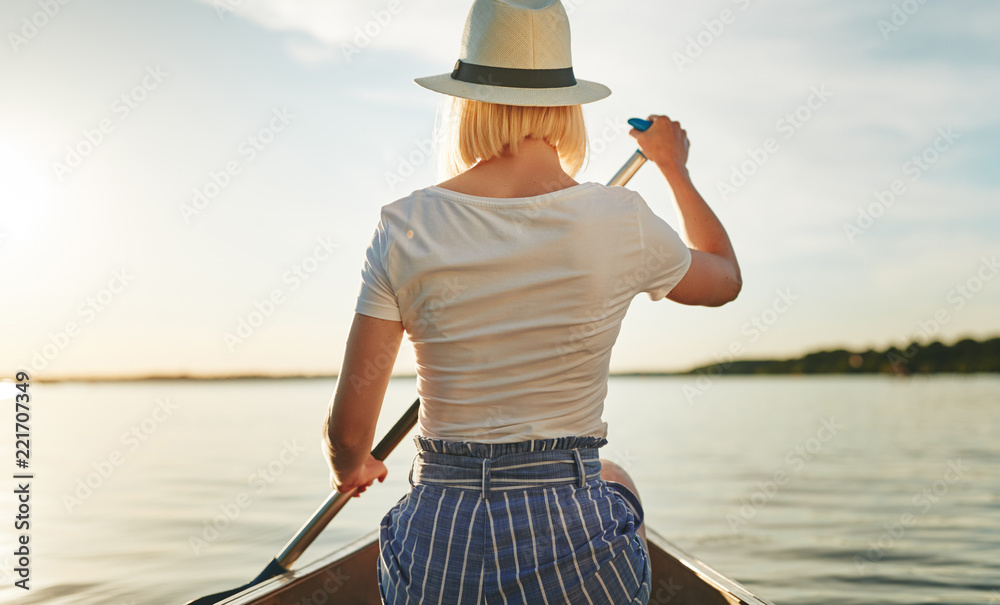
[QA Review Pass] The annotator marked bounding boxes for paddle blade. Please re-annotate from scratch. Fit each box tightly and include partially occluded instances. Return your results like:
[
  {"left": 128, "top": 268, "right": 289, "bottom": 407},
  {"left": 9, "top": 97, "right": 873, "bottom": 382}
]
[{"left": 183, "top": 558, "right": 288, "bottom": 605}]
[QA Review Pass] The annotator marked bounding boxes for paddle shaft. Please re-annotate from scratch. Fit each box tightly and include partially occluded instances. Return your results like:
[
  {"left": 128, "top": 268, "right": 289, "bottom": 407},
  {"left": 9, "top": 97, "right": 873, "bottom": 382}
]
[
  {"left": 607, "top": 117, "right": 654, "bottom": 187},
  {"left": 606, "top": 150, "right": 647, "bottom": 187},
  {"left": 184, "top": 398, "right": 420, "bottom": 605},
  {"left": 275, "top": 398, "right": 420, "bottom": 569}
]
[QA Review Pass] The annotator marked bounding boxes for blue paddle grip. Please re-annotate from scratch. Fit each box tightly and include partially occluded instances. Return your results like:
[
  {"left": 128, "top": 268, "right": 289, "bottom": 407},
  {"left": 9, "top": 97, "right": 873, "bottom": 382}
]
[{"left": 628, "top": 118, "right": 653, "bottom": 132}]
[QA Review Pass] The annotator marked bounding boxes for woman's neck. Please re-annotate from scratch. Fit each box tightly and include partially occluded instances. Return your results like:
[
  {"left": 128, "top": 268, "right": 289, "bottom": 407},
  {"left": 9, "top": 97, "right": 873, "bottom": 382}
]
[{"left": 436, "top": 137, "right": 579, "bottom": 198}]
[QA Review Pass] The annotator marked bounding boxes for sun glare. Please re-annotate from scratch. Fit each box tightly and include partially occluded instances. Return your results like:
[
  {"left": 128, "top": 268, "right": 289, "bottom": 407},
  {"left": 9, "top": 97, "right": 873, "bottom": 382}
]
[
  {"left": 0, "top": 140, "right": 53, "bottom": 244},
  {"left": 0, "top": 381, "right": 18, "bottom": 402}
]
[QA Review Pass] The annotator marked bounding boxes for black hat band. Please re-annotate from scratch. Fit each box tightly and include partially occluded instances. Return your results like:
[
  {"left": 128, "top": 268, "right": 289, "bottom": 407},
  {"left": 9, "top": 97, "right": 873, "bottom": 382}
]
[{"left": 450, "top": 60, "right": 577, "bottom": 89}]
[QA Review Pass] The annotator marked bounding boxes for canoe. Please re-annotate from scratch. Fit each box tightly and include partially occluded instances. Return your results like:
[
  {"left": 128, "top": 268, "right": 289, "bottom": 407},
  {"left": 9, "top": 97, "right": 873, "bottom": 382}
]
[{"left": 215, "top": 527, "right": 773, "bottom": 605}]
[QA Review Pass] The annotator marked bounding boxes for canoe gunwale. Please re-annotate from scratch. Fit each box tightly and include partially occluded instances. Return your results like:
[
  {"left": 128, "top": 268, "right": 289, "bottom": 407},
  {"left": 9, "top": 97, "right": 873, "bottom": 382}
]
[
  {"left": 646, "top": 527, "right": 774, "bottom": 605},
  {"left": 217, "top": 527, "right": 774, "bottom": 605},
  {"left": 216, "top": 531, "right": 379, "bottom": 605}
]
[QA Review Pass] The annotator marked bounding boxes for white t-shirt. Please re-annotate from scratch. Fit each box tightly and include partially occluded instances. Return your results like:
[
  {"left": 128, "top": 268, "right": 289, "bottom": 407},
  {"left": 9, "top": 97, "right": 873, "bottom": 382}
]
[{"left": 354, "top": 181, "right": 691, "bottom": 443}]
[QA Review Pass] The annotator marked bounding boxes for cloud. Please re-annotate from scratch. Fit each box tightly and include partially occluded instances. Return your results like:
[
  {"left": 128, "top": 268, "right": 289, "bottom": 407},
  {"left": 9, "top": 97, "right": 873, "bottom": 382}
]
[
  {"left": 195, "top": 0, "right": 469, "bottom": 65},
  {"left": 284, "top": 38, "right": 338, "bottom": 64}
]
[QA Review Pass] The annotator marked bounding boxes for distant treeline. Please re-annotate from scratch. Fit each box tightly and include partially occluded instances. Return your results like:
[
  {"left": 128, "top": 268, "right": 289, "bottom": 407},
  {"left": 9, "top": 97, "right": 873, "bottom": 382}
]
[{"left": 686, "top": 337, "right": 1000, "bottom": 376}]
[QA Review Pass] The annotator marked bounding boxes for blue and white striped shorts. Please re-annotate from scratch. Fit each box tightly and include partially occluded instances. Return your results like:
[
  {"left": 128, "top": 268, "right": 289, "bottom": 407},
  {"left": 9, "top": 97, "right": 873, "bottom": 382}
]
[{"left": 378, "top": 435, "right": 651, "bottom": 604}]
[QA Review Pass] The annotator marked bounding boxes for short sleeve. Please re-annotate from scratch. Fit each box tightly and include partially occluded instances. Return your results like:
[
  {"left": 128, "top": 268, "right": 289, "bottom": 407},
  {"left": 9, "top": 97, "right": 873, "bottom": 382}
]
[
  {"left": 354, "top": 215, "right": 401, "bottom": 321},
  {"left": 635, "top": 193, "right": 692, "bottom": 301}
]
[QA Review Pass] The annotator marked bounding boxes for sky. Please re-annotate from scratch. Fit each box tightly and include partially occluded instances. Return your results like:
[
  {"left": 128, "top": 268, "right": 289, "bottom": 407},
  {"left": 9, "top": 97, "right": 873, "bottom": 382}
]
[{"left": 1, "top": 0, "right": 998, "bottom": 380}]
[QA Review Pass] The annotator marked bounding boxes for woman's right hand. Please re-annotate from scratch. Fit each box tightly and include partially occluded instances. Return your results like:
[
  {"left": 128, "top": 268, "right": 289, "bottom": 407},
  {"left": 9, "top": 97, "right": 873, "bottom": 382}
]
[
  {"left": 629, "top": 115, "right": 690, "bottom": 180},
  {"left": 329, "top": 453, "right": 388, "bottom": 498}
]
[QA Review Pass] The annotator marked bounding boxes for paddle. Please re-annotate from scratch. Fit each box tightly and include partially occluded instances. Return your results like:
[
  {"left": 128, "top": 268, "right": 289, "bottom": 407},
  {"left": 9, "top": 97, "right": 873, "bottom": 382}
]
[
  {"left": 184, "top": 398, "right": 421, "bottom": 605},
  {"left": 607, "top": 117, "right": 653, "bottom": 186}
]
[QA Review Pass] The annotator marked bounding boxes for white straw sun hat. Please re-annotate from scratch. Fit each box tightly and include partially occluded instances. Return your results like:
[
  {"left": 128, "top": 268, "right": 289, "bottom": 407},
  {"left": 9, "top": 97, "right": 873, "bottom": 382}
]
[{"left": 414, "top": 0, "right": 611, "bottom": 107}]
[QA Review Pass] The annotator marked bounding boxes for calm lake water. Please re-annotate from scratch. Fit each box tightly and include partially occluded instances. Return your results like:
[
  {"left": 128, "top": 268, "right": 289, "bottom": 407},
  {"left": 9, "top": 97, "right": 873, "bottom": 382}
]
[{"left": 0, "top": 375, "right": 997, "bottom": 604}]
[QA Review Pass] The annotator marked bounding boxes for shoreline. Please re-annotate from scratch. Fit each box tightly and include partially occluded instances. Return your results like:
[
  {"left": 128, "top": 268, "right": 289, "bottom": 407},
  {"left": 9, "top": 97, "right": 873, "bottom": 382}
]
[{"left": 10, "top": 335, "right": 998, "bottom": 384}]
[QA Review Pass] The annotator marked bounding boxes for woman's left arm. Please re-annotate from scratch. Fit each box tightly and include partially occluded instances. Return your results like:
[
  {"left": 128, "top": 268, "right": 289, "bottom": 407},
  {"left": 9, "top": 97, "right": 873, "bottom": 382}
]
[{"left": 322, "top": 312, "right": 404, "bottom": 496}]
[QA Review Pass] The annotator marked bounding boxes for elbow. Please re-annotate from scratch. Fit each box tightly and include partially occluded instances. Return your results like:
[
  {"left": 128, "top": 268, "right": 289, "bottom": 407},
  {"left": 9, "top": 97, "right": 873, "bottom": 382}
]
[
  {"left": 724, "top": 262, "right": 743, "bottom": 303},
  {"left": 705, "top": 271, "right": 742, "bottom": 307},
  {"left": 323, "top": 422, "right": 366, "bottom": 459},
  {"left": 321, "top": 416, "right": 345, "bottom": 456},
  {"left": 321, "top": 423, "right": 336, "bottom": 457},
  {"left": 728, "top": 272, "right": 743, "bottom": 302}
]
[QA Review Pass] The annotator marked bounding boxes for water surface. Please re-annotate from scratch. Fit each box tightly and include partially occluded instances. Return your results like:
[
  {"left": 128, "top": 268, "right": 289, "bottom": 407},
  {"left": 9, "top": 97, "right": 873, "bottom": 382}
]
[{"left": 0, "top": 375, "right": 997, "bottom": 604}]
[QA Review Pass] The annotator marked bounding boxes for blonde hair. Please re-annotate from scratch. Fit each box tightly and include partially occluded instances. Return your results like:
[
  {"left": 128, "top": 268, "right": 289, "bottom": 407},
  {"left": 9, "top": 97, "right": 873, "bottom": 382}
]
[{"left": 434, "top": 96, "right": 588, "bottom": 180}]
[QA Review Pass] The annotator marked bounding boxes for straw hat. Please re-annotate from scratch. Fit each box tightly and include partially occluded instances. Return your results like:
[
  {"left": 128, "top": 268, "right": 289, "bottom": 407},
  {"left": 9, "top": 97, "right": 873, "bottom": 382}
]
[{"left": 414, "top": 0, "right": 611, "bottom": 107}]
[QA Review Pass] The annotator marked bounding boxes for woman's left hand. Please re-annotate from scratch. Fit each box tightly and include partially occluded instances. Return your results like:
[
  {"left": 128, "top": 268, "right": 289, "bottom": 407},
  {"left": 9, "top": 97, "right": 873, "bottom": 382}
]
[{"left": 329, "top": 454, "right": 388, "bottom": 497}]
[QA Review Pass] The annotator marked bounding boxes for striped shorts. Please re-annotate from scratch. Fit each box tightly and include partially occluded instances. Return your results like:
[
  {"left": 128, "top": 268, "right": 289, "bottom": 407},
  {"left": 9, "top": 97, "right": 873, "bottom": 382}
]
[{"left": 377, "top": 435, "right": 651, "bottom": 604}]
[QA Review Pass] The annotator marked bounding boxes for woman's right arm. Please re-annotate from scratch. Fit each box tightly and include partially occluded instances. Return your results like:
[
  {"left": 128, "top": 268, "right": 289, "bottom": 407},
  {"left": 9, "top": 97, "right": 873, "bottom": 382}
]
[{"left": 630, "top": 115, "right": 742, "bottom": 307}]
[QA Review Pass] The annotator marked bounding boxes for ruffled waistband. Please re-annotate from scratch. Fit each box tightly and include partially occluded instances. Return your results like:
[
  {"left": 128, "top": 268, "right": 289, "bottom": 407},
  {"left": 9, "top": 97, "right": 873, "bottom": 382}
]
[{"left": 412, "top": 435, "right": 607, "bottom": 458}]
